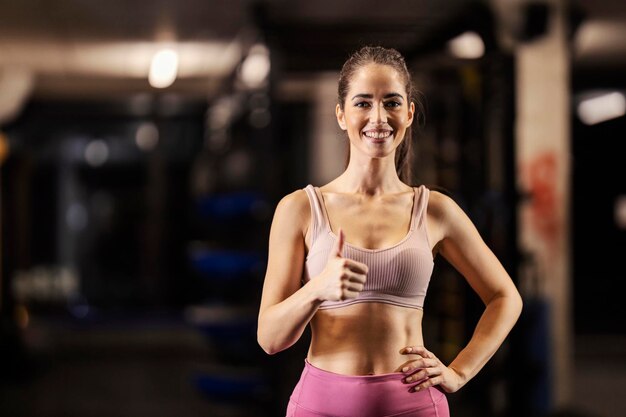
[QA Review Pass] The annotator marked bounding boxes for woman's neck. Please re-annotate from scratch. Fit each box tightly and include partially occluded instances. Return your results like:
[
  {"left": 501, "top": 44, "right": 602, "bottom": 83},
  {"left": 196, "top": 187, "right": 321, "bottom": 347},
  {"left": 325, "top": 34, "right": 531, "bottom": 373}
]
[{"left": 334, "top": 156, "right": 407, "bottom": 196}]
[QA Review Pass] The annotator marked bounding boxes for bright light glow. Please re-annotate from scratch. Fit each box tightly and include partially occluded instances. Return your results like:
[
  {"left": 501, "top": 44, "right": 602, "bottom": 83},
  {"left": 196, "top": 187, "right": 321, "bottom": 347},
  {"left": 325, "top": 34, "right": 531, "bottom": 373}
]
[
  {"left": 149, "top": 49, "right": 179, "bottom": 88},
  {"left": 447, "top": 31, "right": 485, "bottom": 59},
  {"left": 240, "top": 44, "right": 270, "bottom": 89},
  {"left": 577, "top": 92, "right": 626, "bottom": 125}
]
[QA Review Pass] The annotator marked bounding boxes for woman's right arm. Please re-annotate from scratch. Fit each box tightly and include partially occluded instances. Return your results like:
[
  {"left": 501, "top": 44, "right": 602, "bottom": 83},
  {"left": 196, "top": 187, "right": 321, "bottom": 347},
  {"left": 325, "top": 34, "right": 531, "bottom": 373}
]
[
  {"left": 257, "top": 190, "right": 367, "bottom": 355},
  {"left": 257, "top": 190, "right": 320, "bottom": 355}
]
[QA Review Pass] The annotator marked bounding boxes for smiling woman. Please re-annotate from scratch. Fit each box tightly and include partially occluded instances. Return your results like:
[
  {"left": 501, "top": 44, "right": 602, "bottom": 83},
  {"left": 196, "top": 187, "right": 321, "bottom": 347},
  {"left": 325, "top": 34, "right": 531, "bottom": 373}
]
[
  {"left": 257, "top": 46, "right": 523, "bottom": 417},
  {"left": 337, "top": 64, "right": 414, "bottom": 161},
  {"left": 336, "top": 46, "right": 421, "bottom": 183}
]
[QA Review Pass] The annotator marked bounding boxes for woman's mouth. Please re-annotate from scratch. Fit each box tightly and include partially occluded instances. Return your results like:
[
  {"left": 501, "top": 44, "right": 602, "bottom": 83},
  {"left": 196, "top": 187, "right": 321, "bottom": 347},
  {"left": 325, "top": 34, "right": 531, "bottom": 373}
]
[{"left": 363, "top": 130, "right": 393, "bottom": 143}]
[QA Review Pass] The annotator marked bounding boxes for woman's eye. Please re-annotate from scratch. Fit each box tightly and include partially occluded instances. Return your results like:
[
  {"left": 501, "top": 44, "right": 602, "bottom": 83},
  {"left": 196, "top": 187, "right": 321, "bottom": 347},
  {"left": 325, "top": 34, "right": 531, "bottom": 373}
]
[
  {"left": 355, "top": 102, "right": 371, "bottom": 108},
  {"left": 385, "top": 101, "right": 401, "bottom": 108}
]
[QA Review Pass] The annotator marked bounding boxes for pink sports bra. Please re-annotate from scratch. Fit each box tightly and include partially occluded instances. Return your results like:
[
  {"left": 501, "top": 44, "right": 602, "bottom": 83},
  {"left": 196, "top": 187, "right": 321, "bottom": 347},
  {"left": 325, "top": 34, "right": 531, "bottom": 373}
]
[{"left": 302, "top": 184, "right": 434, "bottom": 310}]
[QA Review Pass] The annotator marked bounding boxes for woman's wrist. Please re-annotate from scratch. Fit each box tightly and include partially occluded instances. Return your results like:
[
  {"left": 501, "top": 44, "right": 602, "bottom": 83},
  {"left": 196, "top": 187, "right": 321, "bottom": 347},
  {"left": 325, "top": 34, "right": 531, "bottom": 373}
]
[
  {"left": 301, "top": 277, "right": 326, "bottom": 305},
  {"left": 447, "top": 364, "right": 469, "bottom": 387}
]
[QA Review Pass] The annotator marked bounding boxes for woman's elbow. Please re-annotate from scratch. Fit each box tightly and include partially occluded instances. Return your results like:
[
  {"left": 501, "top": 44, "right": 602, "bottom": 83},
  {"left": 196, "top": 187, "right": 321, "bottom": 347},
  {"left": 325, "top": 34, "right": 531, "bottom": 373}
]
[
  {"left": 257, "top": 332, "right": 279, "bottom": 355},
  {"left": 257, "top": 319, "right": 284, "bottom": 355},
  {"left": 513, "top": 291, "right": 524, "bottom": 318},
  {"left": 502, "top": 288, "right": 523, "bottom": 321},
  {"left": 489, "top": 288, "right": 524, "bottom": 319}
]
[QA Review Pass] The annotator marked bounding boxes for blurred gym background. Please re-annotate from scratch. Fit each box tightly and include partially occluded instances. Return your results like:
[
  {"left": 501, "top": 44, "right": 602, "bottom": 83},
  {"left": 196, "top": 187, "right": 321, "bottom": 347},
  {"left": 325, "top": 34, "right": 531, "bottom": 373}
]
[{"left": 0, "top": 0, "right": 624, "bottom": 416}]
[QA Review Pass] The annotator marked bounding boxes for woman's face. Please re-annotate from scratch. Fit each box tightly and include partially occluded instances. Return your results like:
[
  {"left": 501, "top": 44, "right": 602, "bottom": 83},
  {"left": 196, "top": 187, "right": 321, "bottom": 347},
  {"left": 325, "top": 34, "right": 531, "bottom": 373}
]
[{"left": 336, "top": 63, "right": 415, "bottom": 159}]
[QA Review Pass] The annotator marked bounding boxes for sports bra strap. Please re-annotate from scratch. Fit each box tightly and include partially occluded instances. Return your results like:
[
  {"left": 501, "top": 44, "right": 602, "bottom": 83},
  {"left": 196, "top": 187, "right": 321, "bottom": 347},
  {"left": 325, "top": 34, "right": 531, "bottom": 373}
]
[
  {"left": 303, "top": 185, "right": 326, "bottom": 242},
  {"left": 415, "top": 186, "right": 430, "bottom": 229}
]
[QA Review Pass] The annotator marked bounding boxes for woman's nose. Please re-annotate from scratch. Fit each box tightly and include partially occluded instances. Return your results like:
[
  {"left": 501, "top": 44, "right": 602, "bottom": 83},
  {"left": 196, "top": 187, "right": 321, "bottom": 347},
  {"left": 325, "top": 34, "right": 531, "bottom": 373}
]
[{"left": 370, "top": 103, "right": 387, "bottom": 123}]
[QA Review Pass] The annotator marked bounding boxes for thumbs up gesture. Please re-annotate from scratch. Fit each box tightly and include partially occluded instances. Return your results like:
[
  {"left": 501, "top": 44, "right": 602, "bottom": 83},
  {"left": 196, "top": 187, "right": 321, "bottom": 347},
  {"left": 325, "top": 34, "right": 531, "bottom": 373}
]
[{"left": 312, "top": 228, "right": 369, "bottom": 302}]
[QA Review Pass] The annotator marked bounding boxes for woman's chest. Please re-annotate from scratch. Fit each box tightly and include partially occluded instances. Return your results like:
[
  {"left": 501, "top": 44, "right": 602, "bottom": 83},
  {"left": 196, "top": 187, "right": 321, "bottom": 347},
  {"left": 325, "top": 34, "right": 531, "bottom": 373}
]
[{"left": 324, "top": 197, "right": 414, "bottom": 250}]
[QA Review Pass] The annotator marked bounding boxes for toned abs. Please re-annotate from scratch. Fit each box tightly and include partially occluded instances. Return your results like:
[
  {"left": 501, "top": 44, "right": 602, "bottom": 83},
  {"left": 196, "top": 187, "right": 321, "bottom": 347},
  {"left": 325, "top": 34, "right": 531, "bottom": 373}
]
[{"left": 308, "top": 303, "right": 425, "bottom": 375}]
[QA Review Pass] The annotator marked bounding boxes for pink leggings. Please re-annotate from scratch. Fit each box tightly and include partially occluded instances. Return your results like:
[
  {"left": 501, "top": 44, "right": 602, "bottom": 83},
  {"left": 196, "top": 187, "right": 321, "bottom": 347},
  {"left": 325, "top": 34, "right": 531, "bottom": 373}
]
[{"left": 286, "top": 359, "right": 450, "bottom": 417}]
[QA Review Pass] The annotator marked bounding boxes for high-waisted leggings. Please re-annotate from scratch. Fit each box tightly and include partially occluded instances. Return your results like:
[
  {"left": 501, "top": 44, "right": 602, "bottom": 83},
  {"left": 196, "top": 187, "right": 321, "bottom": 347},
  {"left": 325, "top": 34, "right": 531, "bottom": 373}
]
[{"left": 286, "top": 359, "right": 450, "bottom": 417}]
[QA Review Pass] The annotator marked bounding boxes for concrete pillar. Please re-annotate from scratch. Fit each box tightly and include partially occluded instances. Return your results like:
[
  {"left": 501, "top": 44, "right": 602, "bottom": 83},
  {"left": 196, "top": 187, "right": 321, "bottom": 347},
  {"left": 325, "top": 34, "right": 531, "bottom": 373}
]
[{"left": 514, "top": 0, "right": 572, "bottom": 408}]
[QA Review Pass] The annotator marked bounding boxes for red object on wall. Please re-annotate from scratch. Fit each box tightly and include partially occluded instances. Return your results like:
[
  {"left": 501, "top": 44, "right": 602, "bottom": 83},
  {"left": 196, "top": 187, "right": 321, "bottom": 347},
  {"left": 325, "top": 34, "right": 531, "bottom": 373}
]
[{"left": 526, "top": 152, "right": 559, "bottom": 245}]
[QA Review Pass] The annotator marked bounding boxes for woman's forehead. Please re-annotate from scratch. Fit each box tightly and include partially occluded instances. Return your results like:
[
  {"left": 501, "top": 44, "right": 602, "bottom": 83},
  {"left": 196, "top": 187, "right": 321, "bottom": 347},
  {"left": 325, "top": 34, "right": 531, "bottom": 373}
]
[{"left": 348, "top": 63, "right": 406, "bottom": 94}]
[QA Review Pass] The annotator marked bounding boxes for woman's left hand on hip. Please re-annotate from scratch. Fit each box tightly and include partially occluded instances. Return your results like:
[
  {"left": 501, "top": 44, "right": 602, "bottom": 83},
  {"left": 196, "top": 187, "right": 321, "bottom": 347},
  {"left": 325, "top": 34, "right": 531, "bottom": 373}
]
[{"left": 399, "top": 345, "right": 464, "bottom": 394}]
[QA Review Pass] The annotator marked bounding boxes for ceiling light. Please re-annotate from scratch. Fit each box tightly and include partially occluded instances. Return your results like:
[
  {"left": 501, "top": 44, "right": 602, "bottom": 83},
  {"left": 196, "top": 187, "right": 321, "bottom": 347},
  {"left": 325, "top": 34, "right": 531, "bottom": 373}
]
[
  {"left": 447, "top": 31, "right": 485, "bottom": 59},
  {"left": 149, "top": 49, "right": 178, "bottom": 88},
  {"left": 240, "top": 44, "right": 270, "bottom": 89},
  {"left": 577, "top": 91, "right": 626, "bottom": 125}
]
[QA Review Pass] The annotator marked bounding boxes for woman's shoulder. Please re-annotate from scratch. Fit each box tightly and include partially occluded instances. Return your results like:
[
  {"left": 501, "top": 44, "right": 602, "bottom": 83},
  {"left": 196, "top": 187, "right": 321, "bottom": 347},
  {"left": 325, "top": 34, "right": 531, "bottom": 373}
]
[
  {"left": 423, "top": 185, "right": 461, "bottom": 221},
  {"left": 276, "top": 187, "right": 310, "bottom": 211},
  {"left": 272, "top": 187, "right": 311, "bottom": 230}
]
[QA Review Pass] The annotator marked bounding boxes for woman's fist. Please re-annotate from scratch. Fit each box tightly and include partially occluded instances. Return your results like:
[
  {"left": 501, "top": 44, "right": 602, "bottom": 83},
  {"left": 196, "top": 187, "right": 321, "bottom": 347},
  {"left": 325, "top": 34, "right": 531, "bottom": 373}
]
[{"left": 313, "top": 228, "right": 368, "bottom": 302}]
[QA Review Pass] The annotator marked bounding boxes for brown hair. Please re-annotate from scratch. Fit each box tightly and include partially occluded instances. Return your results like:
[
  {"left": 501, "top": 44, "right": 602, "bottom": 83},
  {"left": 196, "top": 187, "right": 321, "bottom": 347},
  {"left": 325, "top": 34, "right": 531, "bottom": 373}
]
[{"left": 337, "top": 46, "right": 424, "bottom": 184}]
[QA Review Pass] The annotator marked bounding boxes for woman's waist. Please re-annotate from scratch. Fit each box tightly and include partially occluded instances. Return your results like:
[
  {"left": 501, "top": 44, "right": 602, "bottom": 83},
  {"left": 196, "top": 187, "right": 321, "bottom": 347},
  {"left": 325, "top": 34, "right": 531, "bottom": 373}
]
[
  {"left": 307, "top": 331, "right": 424, "bottom": 375},
  {"left": 306, "top": 348, "right": 426, "bottom": 376},
  {"left": 303, "top": 358, "right": 406, "bottom": 382}
]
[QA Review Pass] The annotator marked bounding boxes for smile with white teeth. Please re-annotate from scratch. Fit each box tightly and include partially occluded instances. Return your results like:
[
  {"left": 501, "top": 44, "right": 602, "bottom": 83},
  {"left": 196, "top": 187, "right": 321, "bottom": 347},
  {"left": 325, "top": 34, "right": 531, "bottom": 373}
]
[{"left": 363, "top": 130, "right": 392, "bottom": 139}]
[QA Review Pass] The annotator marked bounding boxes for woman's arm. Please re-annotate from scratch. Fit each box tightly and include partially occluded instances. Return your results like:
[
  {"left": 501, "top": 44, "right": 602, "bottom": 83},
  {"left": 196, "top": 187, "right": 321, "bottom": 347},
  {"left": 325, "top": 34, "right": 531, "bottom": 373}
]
[
  {"left": 437, "top": 191, "right": 523, "bottom": 386},
  {"left": 257, "top": 190, "right": 320, "bottom": 355},
  {"left": 257, "top": 190, "right": 368, "bottom": 355},
  {"left": 401, "top": 191, "right": 523, "bottom": 392}
]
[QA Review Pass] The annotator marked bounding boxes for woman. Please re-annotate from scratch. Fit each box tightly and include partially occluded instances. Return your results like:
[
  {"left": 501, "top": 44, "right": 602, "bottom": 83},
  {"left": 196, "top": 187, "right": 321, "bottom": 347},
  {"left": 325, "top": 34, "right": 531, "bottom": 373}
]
[{"left": 257, "top": 46, "right": 523, "bottom": 417}]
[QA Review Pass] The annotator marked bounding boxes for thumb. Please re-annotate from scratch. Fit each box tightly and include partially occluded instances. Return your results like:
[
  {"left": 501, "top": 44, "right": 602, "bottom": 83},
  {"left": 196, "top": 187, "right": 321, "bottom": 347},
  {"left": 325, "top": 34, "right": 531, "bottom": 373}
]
[{"left": 331, "top": 228, "right": 345, "bottom": 258}]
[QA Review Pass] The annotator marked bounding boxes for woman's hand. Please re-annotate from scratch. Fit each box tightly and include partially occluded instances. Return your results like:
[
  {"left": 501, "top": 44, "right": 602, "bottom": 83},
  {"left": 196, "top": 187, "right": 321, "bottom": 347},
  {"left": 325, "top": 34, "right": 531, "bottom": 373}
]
[
  {"left": 399, "top": 346, "right": 465, "bottom": 394},
  {"left": 310, "top": 228, "right": 368, "bottom": 302}
]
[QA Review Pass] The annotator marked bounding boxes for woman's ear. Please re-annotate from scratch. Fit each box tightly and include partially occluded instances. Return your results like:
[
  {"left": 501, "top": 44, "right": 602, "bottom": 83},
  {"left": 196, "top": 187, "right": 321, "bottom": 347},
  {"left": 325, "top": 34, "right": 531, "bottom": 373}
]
[
  {"left": 336, "top": 104, "right": 347, "bottom": 130},
  {"left": 406, "top": 101, "right": 415, "bottom": 127}
]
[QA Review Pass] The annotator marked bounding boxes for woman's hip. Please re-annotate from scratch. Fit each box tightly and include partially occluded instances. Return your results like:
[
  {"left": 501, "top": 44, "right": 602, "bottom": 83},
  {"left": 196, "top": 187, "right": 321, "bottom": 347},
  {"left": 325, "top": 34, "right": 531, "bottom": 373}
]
[{"left": 286, "top": 359, "right": 449, "bottom": 417}]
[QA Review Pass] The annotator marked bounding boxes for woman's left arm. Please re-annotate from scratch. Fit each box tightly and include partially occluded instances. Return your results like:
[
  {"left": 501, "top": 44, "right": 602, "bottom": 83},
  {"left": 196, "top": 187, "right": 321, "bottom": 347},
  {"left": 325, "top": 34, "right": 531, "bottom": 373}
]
[{"left": 402, "top": 191, "right": 523, "bottom": 393}]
